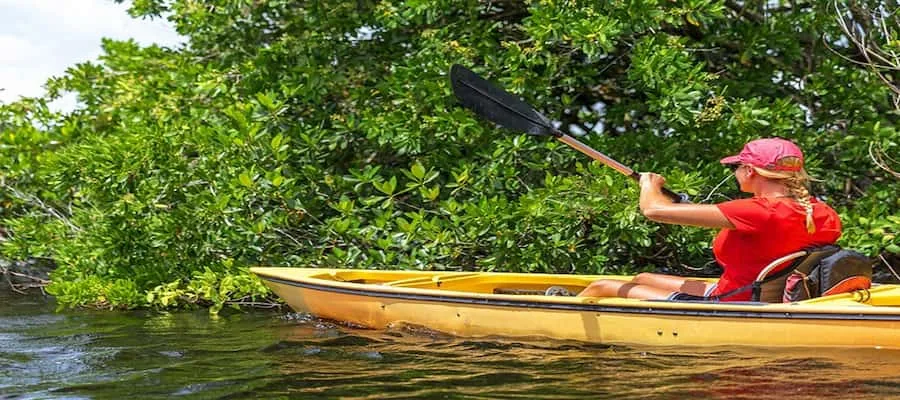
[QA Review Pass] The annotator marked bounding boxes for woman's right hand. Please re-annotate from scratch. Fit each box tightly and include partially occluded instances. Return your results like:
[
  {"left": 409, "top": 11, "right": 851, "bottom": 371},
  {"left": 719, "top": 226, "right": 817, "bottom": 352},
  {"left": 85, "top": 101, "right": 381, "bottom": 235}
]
[{"left": 639, "top": 172, "right": 666, "bottom": 191}]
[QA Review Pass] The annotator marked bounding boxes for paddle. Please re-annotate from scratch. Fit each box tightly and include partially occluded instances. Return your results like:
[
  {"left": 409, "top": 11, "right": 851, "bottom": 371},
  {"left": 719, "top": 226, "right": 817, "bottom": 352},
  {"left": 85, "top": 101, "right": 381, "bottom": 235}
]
[{"left": 449, "top": 64, "right": 689, "bottom": 203}]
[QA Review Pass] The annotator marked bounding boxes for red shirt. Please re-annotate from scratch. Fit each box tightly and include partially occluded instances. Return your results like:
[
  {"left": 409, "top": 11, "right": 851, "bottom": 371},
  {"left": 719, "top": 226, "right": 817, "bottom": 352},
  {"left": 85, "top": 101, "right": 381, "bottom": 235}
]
[{"left": 709, "top": 197, "right": 842, "bottom": 301}]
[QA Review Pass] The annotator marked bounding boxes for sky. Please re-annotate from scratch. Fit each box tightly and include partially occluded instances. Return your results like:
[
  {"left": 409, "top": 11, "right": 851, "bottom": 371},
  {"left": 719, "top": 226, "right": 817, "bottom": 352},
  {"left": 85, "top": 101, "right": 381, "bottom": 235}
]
[{"left": 0, "top": 0, "right": 183, "bottom": 111}]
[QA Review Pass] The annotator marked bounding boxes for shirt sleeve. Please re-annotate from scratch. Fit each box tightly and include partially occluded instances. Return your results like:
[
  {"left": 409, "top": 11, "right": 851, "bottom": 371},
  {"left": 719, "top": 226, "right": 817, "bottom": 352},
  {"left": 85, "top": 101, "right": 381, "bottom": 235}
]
[{"left": 715, "top": 198, "right": 772, "bottom": 232}]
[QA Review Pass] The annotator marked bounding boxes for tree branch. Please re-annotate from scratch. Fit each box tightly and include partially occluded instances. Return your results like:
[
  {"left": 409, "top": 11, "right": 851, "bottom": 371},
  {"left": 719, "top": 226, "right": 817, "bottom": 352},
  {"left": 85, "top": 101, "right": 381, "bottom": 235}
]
[
  {"left": 724, "top": 0, "right": 765, "bottom": 24},
  {"left": 833, "top": 0, "right": 900, "bottom": 109},
  {"left": 869, "top": 142, "right": 900, "bottom": 179}
]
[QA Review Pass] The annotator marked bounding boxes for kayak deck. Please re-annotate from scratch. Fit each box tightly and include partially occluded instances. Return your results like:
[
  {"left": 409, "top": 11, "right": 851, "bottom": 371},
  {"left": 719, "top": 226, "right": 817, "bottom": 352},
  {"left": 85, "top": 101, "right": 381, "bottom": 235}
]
[{"left": 252, "top": 267, "right": 900, "bottom": 306}]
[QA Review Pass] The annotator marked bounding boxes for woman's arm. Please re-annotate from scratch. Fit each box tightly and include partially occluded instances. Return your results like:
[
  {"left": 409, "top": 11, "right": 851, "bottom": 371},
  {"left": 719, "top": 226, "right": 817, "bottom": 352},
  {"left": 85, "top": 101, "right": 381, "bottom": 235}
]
[{"left": 639, "top": 173, "right": 735, "bottom": 229}]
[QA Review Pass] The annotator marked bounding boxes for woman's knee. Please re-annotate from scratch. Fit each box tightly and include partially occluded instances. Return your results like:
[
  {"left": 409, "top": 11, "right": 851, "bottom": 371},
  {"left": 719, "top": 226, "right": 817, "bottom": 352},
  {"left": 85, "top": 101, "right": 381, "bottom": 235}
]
[
  {"left": 578, "top": 279, "right": 621, "bottom": 297},
  {"left": 632, "top": 272, "right": 661, "bottom": 285}
]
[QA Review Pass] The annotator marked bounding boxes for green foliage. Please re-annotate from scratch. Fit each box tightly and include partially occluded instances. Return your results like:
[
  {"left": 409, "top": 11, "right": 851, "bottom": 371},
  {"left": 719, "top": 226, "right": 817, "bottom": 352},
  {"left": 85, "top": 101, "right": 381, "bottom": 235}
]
[
  {"left": 46, "top": 276, "right": 145, "bottom": 310},
  {"left": 1, "top": 0, "right": 897, "bottom": 310},
  {"left": 145, "top": 268, "right": 271, "bottom": 314}
]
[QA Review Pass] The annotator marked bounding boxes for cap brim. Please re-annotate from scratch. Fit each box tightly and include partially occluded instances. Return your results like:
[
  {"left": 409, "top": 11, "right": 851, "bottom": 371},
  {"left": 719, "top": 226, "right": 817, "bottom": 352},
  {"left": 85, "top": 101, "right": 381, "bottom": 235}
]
[{"left": 719, "top": 155, "right": 741, "bottom": 165}]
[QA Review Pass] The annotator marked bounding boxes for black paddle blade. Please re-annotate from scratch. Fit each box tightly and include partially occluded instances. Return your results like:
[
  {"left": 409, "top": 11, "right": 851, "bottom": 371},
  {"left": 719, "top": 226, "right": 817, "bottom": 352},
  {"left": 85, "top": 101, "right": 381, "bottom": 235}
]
[{"left": 450, "top": 64, "right": 556, "bottom": 137}]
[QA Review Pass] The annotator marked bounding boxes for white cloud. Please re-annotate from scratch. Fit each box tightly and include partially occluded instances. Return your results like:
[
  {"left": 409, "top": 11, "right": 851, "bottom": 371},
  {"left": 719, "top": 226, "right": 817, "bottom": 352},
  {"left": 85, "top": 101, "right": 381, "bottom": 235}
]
[
  {"left": 0, "top": 35, "right": 35, "bottom": 63},
  {"left": 0, "top": 0, "right": 183, "bottom": 110}
]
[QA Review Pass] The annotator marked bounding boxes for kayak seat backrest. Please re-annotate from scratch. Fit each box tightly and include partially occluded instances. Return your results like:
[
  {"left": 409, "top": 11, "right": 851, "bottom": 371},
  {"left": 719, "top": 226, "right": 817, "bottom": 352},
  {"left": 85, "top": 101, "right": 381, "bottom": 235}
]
[
  {"left": 750, "top": 245, "right": 874, "bottom": 303},
  {"left": 782, "top": 247, "right": 875, "bottom": 302}
]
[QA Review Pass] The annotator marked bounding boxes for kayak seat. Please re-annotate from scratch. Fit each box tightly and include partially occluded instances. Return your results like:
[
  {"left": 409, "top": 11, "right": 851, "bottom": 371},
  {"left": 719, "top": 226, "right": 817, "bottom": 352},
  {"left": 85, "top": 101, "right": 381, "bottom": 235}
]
[
  {"left": 703, "top": 246, "right": 841, "bottom": 302},
  {"left": 780, "top": 246, "right": 874, "bottom": 302},
  {"left": 750, "top": 245, "right": 873, "bottom": 303},
  {"left": 669, "top": 246, "right": 872, "bottom": 303},
  {"left": 749, "top": 248, "right": 832, "bottom": 303}
]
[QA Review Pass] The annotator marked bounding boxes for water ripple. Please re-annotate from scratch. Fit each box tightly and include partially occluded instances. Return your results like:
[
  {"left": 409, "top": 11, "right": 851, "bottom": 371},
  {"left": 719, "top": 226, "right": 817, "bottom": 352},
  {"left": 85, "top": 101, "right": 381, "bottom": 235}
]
[{"left": 3, "top": 294, "right": 900, "bottom": 399}]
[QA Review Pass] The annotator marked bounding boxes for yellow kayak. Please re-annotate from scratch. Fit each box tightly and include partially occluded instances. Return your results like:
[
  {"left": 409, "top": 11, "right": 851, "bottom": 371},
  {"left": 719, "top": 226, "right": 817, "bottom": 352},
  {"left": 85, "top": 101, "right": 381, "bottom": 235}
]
[{"left": 250, "top": 267, "right": 900, "bottom": 349}]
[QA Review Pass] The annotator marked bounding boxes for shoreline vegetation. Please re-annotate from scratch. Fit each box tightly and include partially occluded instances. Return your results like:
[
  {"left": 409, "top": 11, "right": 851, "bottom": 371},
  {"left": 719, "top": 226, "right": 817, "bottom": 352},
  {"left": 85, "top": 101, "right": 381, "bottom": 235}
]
[{"left": 1, "top": 1, "right": 897, "bottom": 313}]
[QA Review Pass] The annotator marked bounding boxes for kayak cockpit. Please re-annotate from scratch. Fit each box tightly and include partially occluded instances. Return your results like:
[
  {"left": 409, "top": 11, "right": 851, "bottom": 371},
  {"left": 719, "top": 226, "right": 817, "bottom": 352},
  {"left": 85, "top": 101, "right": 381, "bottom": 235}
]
[{"left": 307, "top": 269, "right": 597, "bottom": 295}]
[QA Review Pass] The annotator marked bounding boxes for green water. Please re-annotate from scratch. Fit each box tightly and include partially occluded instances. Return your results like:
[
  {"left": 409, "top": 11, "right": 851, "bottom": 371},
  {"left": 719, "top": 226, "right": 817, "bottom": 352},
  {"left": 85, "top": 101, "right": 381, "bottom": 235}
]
[{"left": 2, "top": 290, "right": 900, "bottom": 399}]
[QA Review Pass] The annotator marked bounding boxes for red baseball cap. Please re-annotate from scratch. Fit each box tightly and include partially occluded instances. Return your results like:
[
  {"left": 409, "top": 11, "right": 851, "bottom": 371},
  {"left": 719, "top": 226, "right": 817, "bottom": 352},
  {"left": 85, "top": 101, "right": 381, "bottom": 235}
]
[{"left": 719, "top": 138, "right": 804, "bottom": 171}]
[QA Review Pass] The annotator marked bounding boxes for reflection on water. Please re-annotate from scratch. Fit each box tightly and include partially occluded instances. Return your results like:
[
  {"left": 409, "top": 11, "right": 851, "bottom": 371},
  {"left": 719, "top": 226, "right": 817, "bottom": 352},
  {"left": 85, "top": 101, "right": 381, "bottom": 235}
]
[{"left": 2, "top": 290, "right": 900, "bottom": 399}]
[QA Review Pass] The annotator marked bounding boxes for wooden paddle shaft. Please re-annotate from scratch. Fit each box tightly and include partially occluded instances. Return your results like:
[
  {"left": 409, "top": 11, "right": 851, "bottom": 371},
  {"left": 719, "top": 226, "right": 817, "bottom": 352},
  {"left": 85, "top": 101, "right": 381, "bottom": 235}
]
[
  {"left": 555, "top": 133, "right": 639, "bottom": 180},
  {"left": 554, "top": 131, "right": 688, "bottom": 203}
]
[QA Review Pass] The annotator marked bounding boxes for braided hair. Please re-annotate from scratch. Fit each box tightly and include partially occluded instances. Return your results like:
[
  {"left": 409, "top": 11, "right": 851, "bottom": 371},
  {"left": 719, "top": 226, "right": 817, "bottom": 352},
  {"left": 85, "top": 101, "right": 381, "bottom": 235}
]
[{"left": 751, "top": 165, "right": 816, "bottom": 234}]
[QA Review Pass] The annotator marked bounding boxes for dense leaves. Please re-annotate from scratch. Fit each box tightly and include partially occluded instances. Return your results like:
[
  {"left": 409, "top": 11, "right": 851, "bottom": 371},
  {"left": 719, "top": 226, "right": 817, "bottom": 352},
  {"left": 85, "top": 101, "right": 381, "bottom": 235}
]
[{"left": 1, "top": 0, "right": 897, "bottom": 310}]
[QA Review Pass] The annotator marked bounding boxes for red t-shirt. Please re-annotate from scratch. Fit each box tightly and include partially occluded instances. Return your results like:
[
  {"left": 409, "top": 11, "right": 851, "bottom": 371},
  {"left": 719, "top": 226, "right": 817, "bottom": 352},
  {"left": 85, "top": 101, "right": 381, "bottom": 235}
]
[{"left": 709, "top": 197, "right": 842, "bottom": 301}]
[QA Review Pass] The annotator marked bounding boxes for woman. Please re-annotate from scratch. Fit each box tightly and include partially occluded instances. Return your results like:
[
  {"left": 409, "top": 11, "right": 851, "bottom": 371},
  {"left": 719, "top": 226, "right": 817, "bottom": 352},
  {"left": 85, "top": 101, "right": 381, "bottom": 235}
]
[{"left": 577, "top": 138, "right": 842, "bottom": 301}]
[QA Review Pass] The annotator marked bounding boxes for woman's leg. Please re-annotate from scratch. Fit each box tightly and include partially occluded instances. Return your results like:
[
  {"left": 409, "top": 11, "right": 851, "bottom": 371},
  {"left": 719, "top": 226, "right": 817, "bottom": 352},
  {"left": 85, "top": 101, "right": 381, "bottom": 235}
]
[
  {"left": 577, "top": 273, "right": 717, "bottom": 299},
  {"left": 577, "top": 279, "right": 673, "bottom": 299},
  {"left": 631, "top": 273, "right": 715, "bottom": 296}
]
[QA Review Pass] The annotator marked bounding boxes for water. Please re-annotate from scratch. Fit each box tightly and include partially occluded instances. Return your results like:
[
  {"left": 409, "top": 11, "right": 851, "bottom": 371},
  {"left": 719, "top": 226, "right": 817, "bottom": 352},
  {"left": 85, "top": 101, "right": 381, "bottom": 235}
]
[{"left": 2, "top": 290, "right": 900, "bottom": 400}]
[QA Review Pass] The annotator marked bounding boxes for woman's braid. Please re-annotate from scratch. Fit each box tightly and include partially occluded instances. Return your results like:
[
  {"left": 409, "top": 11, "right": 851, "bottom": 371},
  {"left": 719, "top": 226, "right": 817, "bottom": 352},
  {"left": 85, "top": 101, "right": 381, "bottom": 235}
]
[{"left": 783, "top": 175, "right": 815, "bottom": 234}]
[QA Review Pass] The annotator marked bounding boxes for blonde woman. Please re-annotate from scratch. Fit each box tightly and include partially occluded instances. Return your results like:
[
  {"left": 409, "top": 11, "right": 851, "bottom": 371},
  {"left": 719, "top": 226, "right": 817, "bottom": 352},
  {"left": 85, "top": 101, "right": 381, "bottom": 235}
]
[{"left": 578, "top": 138, "right": 842, "bottom": 301}]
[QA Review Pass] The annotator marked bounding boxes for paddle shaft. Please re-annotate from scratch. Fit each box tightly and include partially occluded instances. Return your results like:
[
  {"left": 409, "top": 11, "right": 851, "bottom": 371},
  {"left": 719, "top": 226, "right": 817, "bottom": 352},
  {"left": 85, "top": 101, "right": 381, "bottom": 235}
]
[
  {"left": 554, "top": 132, "right": 636, "bottom": 177},
  {"left": 551, "top": 129, "right": 686, "bottom": 203},
  {"left": 449, "top": 64, "right": 688, "bottom": 203}
]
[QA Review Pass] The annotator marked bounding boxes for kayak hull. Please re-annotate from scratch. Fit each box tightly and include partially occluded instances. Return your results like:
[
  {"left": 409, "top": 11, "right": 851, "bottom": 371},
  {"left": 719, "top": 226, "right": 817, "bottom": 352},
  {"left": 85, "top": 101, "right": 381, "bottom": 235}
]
[{"left": 252, "top": 268, "right": 900, "bottom": 349}]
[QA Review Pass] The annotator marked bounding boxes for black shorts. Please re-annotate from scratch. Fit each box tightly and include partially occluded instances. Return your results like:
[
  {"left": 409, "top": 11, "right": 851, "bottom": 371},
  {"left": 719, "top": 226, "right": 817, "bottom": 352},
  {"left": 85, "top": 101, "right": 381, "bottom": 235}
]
[
  {"left": 666, "top": 292, "right": 711, "bottom": 301},
  {"left": 667, "top": 284, "right": 718, "bottom": 301}
]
